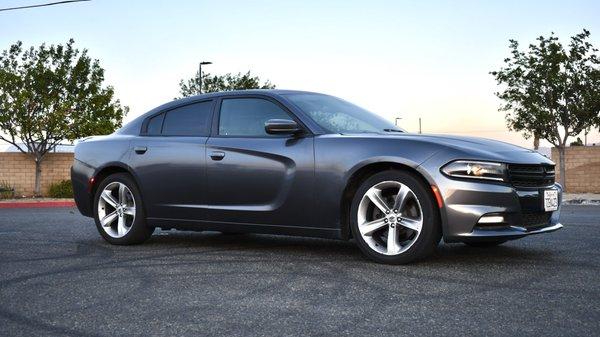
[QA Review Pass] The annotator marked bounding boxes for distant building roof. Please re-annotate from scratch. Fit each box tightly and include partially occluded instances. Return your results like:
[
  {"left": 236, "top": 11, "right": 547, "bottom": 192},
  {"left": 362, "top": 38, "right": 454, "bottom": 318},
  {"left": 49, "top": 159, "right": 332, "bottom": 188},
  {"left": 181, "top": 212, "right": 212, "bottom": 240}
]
[
  {"left": 536, "top": 147, "right": 551, "bottom": 158},
  {"left": 0, "top": 143, "right": 74, "bottom": 153}
]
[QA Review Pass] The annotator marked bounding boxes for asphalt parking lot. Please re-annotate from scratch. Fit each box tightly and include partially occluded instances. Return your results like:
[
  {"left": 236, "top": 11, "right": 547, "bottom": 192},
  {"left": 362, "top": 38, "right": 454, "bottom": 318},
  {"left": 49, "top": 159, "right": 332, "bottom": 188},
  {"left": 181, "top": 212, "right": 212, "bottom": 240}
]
[{"left": 0, "top": 205, "right": 599, "bottom": 336}]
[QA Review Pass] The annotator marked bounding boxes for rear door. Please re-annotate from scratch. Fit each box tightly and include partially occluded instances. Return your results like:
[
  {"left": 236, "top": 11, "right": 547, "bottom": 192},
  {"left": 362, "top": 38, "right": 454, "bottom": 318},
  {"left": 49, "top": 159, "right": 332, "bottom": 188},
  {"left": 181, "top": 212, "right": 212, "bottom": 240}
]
[
  {"left": 205, "top": 96, "right": 315, "bottom": 228},
  {"left": 130, "top": 100, "right": 214, "bottom": 221}
]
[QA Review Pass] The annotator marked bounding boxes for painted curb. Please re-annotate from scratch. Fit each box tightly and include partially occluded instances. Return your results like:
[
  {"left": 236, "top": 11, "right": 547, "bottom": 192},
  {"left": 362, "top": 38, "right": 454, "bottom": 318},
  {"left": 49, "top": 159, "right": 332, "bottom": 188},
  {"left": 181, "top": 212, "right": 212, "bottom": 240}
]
[{"left": 0, "top": 201, "right": 76, "bottom": 209}]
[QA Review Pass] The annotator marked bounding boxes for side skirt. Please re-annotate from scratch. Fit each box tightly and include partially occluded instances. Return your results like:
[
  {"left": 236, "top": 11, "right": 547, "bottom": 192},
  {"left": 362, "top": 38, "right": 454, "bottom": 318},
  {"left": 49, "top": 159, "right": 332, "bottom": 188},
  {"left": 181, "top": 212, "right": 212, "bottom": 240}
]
[{"left": 146, "top": 217, "right": 342, "bottom": 240}]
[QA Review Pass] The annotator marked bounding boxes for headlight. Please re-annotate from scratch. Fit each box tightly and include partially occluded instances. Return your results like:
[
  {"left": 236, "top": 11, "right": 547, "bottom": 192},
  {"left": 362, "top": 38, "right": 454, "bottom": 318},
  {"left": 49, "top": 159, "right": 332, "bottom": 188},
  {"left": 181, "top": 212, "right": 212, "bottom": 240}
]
[{"left": 441, "top": 160, "right": 507, "bottom": 181}]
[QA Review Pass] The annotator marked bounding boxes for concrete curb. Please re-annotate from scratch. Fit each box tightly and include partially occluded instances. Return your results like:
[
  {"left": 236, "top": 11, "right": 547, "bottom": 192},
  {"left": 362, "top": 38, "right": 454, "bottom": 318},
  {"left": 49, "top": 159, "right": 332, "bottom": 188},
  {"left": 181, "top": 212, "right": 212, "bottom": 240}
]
[{"left": 0, "top": 200, "right": 76, "bottom": 209}]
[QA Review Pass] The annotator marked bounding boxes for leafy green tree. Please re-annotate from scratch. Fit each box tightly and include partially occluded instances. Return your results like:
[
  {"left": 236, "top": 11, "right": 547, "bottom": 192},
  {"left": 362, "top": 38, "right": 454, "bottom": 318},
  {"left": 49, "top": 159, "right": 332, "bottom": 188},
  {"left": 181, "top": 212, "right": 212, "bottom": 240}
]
[
  {"left": 491, "top": 29, "right": 600, "bottom": 189},
  {"left": 0, "top": 39, "right": 127, "bottom": 196},
  {"left": 178, "top": 70, "right": 275, "bottom": 97}
]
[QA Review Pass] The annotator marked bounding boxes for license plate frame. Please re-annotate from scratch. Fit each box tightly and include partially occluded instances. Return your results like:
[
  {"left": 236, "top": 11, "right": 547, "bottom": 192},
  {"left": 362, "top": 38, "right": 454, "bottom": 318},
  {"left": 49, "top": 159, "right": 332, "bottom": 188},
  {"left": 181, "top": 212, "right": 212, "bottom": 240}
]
[{"left": 543, "top": 189, "right": 559, "bottom": 212}]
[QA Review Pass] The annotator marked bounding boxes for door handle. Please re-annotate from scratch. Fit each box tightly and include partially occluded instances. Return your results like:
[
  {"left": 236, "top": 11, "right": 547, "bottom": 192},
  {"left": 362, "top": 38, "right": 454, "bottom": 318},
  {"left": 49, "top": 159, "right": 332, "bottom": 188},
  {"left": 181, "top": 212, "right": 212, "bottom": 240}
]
[
  {"left": 134, "top": 146, "right": 147, "bottom": 154},
  {"left": 210, "top": 151, "right": 225, "bottom": 160}
]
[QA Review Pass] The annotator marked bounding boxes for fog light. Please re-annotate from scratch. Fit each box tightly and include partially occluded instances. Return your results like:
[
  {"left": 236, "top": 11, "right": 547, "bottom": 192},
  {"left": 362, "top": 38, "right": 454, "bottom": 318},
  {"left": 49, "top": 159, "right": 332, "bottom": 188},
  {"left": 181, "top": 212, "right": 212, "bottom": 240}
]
[{"left": 478, "top": 215, "right": 505, "bottom": 224}]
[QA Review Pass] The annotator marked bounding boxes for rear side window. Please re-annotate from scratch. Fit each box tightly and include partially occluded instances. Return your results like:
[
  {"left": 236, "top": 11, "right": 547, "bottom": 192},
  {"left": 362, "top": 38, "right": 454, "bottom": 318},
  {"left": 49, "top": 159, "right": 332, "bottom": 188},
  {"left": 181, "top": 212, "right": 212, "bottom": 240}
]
[
  {"left": 218, "top": 98, "right": 292, "bottom": 137},
  {"left": 161, "top": 101, "right": 213, "bottom": 136},
  {"left": 146, "top": 113, "right": 164, "bottom": 135}
]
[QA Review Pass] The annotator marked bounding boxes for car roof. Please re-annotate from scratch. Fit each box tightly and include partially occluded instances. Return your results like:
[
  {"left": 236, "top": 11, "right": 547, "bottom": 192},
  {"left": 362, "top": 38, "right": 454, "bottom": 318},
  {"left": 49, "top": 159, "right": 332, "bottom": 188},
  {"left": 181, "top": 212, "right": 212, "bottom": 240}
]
[
  {"left": 157, "top": 89, "right": 320, "bottom": 114},
  {"left": 178, "top": 88, "right": 320, "bottom": 100}
]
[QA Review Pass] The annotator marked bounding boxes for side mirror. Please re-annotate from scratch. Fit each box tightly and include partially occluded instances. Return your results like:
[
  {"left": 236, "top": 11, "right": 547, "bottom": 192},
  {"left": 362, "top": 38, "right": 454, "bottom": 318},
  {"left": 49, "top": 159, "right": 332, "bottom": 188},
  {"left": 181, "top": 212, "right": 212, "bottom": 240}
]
[{"left": 265, "top": 119, "right": 301, "bottom": 135}]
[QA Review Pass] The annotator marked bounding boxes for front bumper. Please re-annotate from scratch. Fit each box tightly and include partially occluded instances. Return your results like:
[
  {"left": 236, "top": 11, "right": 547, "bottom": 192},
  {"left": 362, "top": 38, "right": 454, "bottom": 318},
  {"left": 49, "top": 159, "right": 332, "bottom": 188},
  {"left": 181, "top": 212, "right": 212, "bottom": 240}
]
[
  {"left": 435, "top": 175, "right": 563, "bottom": 243},
  {"left": 457, "top": 223, "right": 563, "bottom": 242}
]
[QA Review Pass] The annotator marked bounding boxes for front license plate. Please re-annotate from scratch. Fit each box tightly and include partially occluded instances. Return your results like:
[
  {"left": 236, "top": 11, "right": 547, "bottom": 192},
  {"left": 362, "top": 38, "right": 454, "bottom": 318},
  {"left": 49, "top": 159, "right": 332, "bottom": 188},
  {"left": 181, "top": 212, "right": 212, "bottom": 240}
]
[{"left": 544, "top": 189, "right": 559, "bottom": 212}]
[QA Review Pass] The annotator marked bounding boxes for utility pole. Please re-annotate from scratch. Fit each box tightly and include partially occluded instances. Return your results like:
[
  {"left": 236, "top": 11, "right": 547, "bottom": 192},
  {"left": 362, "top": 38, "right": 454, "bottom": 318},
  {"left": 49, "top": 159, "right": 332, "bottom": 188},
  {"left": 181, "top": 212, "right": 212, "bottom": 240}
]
[
  {"left": 418, "top": 117, "right": 422, "bottom": 134},
  {"left": 198, "top": 61, "right": 212, "bottom": 94}
]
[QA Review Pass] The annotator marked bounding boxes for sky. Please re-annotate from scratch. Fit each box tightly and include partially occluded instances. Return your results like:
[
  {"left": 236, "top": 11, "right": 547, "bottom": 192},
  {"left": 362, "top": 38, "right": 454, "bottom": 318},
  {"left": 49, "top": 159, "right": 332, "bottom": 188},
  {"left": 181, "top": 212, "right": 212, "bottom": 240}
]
[{"left": 1, "top": 0, "right": 600, "bottom": 148}]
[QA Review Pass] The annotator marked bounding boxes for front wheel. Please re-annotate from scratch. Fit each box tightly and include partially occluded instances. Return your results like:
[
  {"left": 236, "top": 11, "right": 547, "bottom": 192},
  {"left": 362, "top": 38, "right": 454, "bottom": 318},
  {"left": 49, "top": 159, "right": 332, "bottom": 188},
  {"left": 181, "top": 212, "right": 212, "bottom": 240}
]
[
  {"left": 350, "top": 170, "right": 441, "bottom": 264},
  {"left": 93, "top": 173, "right": 154, "bottom": 245}
]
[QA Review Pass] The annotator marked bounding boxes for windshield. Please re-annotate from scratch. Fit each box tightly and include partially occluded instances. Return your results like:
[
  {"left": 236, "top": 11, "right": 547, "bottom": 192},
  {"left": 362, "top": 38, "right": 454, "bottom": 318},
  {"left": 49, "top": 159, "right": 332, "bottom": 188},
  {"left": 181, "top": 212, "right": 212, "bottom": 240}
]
[{"left": 284, "top": 93, "right": 402, "bottom": 134}]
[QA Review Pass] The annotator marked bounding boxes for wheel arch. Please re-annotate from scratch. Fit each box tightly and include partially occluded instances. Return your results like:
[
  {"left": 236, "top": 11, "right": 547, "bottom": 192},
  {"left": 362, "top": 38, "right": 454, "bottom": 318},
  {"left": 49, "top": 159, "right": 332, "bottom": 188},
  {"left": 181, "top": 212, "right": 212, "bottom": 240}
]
[
  {"left": 91, "top": 163, "right": 142, "bottom": 208},
  {"left": 339, "top": 160, "right": 442, "bottom": 240}
]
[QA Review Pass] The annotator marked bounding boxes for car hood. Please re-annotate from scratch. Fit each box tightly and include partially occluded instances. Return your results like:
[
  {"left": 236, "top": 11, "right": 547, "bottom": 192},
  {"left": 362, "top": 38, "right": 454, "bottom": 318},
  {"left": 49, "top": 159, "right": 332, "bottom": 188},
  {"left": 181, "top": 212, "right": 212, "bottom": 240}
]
[
  {"left": 410, "top": 134, "right": 530, "bottom": 152},
  {"left": 339, "top": 133, "right": 554, "bottom": 165}
]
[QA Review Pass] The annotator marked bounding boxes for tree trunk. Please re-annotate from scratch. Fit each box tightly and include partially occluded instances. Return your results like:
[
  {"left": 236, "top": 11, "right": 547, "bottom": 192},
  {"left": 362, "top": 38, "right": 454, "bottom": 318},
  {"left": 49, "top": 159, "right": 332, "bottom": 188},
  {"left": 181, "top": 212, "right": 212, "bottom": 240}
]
[
  {"left": 533, "top": 134, "right": 540, "bottom": 150},
  {"left": 34, "top": 157, "right": 43, "bottom": 197},
  {"left": 558, "top": 145, "right": 567, "bottom": 191}
]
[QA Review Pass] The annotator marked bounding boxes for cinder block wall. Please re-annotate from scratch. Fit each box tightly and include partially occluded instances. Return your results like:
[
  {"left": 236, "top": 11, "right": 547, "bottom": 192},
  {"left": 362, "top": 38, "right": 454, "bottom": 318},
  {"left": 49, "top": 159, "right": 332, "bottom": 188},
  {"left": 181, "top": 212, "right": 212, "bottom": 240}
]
[
  {"left": 1, "top": 147, "right": 599, "bottom": 195},
  {"left": 0, "top": 153, "right": 74, "bottom": 197},
  {"left": 551, "top": 146, "right": 600, "bottom": 193}
]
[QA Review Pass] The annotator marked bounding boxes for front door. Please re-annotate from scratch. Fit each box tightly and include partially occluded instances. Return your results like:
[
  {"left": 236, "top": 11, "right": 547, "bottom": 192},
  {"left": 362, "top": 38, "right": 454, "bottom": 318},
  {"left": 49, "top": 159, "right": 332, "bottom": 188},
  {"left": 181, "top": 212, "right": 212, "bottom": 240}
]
[{"left": 205, "top": 97, "right": 315, "bottom": 228}]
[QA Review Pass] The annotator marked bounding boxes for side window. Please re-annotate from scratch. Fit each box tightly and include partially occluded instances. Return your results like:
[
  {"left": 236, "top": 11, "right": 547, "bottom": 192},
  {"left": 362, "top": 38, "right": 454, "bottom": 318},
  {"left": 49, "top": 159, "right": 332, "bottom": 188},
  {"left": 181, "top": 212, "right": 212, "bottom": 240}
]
[
  {"left": 146, "top": 113, "right": 164, "bottom": 135},
  {"left": 219, "top": 98, "right": 292, "bottom": 137},
  {"left": 161, "top": 100, "right": 213, "bottom": 136}
]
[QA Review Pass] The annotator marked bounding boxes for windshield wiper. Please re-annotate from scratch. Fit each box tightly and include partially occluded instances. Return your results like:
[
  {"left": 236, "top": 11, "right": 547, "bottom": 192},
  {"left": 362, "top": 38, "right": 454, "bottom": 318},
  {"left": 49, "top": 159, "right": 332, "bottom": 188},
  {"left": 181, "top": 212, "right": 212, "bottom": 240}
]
[{"left": 383, "top": 128, "right": 403, "bottom": 133}]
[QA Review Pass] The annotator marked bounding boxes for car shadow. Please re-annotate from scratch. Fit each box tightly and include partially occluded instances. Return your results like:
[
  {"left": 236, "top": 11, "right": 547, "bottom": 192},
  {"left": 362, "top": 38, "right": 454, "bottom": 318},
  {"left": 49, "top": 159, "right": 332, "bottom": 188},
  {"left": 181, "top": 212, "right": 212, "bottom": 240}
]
[
  {"left": 431, "top": 241, "right": 560, "bottom": 266},
  {"left": 133, "top": 229, "right": 563, "bottom": 268}
]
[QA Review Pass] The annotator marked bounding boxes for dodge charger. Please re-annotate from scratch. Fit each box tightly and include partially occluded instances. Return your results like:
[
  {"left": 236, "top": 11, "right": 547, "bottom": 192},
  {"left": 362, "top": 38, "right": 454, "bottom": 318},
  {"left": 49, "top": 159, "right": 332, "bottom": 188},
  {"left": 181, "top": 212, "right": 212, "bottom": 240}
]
[{"left": 71, "top": 90, "right": 562, "bottom": 264}]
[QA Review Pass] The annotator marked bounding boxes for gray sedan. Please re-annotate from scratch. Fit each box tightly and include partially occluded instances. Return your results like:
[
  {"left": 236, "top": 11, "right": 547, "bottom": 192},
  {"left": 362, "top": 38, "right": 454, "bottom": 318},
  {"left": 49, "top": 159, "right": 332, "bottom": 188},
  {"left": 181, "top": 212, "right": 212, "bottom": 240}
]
[{"left": 71, "top": 90, "right": 562, "bottom": 264}]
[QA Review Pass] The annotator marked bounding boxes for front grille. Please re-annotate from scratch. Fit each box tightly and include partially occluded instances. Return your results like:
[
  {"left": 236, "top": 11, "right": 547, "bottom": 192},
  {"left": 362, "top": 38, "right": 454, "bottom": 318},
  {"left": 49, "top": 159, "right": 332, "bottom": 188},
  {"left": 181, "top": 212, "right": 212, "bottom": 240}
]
[
  {"left": 521, "top": 212, "right": 552, "bottom": 228},
  {"left": 508, "top": 164, "right": 555, "bottom": 188}
]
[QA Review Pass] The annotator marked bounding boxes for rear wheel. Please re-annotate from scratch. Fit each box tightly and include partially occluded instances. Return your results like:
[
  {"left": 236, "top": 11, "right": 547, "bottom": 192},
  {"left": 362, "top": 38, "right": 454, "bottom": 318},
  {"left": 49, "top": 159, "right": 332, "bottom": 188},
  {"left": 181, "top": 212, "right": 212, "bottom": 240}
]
[
  {"left": 93, "top": 173, "right": 154, "bottom": 245},
  {"left": 350, "top": 170, "right": 441, "bottom": 264}
]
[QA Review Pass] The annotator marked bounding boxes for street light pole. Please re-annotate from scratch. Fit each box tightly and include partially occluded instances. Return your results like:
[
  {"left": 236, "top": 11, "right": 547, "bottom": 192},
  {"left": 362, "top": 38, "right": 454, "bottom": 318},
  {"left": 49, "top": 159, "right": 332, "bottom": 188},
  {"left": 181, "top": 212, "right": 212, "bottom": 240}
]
[{"left": 198, "top": 61, "right": 212, "bottom": 94}]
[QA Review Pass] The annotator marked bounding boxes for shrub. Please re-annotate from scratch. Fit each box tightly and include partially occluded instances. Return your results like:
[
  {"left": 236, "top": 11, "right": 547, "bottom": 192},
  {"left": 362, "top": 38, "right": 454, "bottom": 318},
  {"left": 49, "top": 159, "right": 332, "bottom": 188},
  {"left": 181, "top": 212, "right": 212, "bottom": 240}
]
[
  {"left": 0, "top": 180, "right": 15, "bottom": 199},
  {"left": 48, "top": 180, "right": 73, "bottom": 198}
]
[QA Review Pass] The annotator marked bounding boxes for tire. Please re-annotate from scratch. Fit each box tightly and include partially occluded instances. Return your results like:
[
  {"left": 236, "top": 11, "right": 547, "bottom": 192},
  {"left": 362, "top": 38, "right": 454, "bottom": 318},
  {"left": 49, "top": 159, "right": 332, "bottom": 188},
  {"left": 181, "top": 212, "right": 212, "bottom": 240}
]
[
  {"left": 93, "top": 173, "right": 154, "bottom": 245},
  {"left": 464, "top": 240, "right": 506, "bottom": 247},
  {"left": 350, "top": 170, "right": 441, "bottom": 264}
]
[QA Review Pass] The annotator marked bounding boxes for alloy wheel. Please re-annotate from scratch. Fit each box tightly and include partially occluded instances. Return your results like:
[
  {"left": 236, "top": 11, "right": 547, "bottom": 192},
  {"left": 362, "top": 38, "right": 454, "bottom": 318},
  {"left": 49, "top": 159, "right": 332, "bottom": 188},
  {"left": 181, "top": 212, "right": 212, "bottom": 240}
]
[
  {"left": 97, "top": 182, "right": 136, "bottom": 238},
  {"left": 357, "top": 180, "right": 423, "bottom": 255}
]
